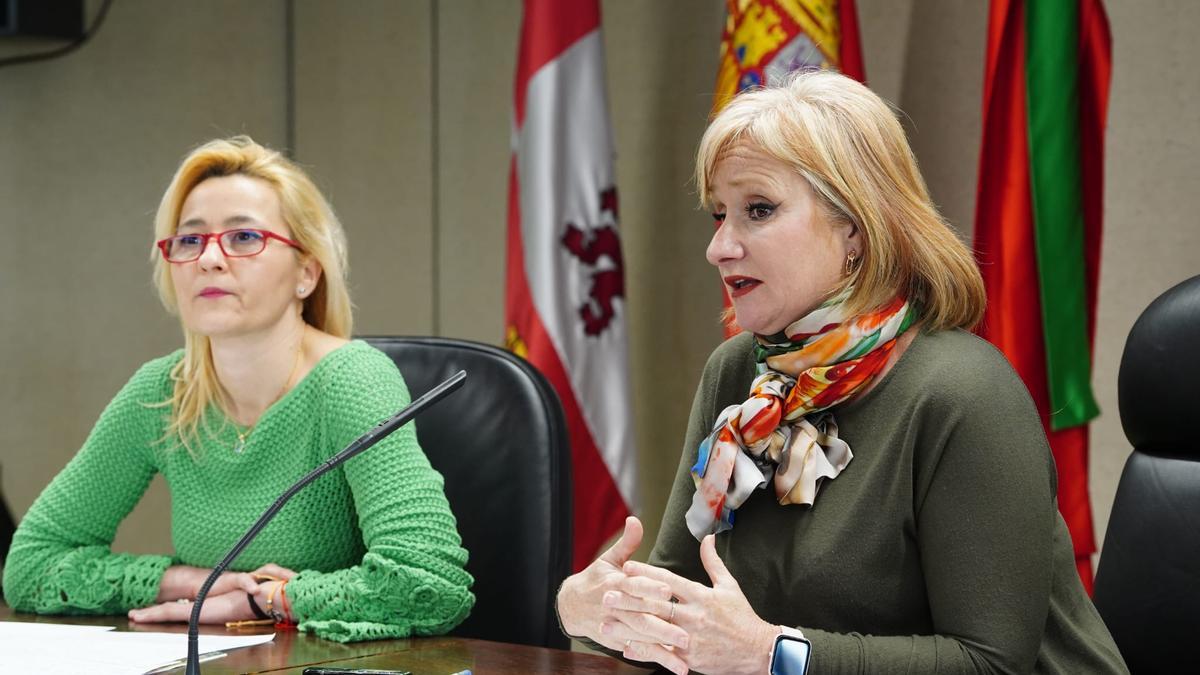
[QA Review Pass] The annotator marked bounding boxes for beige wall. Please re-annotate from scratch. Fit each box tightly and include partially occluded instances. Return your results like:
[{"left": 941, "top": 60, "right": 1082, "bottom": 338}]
[{"left": 1, "top": 1, "right": 1196, "bottom": 572}]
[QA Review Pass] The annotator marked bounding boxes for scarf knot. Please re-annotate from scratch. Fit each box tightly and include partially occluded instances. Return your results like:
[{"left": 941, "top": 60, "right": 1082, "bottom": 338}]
[{"left": 685, "top": 291, "right": 917, "bottom": 540}]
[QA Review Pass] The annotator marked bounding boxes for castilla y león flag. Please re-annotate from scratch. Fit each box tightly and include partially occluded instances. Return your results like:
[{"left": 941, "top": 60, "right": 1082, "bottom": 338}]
[
  {"left": 505, "top": 0, "right": 637, "bottom": 571},
  {"left": 974, "top": 0, "right": 1111, "bottom": 593}
]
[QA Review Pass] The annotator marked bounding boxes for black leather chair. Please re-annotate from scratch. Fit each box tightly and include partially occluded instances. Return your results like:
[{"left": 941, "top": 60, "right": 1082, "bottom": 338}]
[
  {"left": 1093, "top": 275, "right": 1200, "bottom": 674},
  {"left": 362, "top": 336, "right": 572, "bottom": 649}
]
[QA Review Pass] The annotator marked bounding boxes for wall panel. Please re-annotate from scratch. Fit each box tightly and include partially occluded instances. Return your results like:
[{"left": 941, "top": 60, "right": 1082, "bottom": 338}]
[
  {"left": 0, "top": 0, "right": 288, "bottom": 555},
  {"left": 292, "top": 0, "right": 435, "bottom": 336}
]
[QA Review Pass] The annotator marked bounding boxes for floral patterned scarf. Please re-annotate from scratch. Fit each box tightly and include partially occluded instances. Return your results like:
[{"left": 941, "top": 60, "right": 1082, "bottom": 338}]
[{"left": 685, "top": 291, "right": 918, "bottom": 540}]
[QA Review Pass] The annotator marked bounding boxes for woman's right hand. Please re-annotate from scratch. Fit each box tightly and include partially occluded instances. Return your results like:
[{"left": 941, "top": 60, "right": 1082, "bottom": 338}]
[
  {"left": 556, "top": 517, "right": 644, "bottom": 640},
  {"left": 250, "top": 562, "right": 298, "bottom": 582},
  {"left": 155, "top": 565, "right": 259, "bottom": 602},
  {"left": 555, "top": 517, "right": 689, "bottom": 675}
]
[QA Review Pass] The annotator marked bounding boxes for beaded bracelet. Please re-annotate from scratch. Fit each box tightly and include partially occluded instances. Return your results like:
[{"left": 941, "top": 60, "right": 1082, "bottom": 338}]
[
  {"left": 264, "top": 579, "right": 296, "bottom": 627},
  {"left": 279, "top": 580, "right": 296, "bottom": 627}
]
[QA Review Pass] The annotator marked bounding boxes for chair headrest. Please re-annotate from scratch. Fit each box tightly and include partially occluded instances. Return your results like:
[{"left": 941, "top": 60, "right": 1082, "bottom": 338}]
[{"left": 1118, "top": 274, "right": 1200, "bottom": 459}]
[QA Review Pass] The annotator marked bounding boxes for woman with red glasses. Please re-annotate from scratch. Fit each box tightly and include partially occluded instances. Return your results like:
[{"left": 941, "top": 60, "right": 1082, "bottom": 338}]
[{"left": 2, "top": 136, "right": 474, "bottom": 642}]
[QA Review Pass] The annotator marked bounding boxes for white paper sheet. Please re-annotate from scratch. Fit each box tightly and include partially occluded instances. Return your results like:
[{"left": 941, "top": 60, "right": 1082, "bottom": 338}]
[
  {"left": 0, "top": 622, "right": 275, "bottom": 674},
  {"left": 0, "top": 620, "right": 116, "bottom": 635}
]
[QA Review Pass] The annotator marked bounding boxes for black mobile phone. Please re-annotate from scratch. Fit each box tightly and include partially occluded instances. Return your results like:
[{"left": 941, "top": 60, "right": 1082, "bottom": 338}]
[{"left": 302, "top": 669, "right": 412, "bottom": 675}]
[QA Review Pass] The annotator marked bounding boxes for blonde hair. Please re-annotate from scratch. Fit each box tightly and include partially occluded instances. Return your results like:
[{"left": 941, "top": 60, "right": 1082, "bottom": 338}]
[
  {"left": 696, "top": 70, "right": 985, "bottom": 331},
  {"left": 151, "top": 136, "right": 352, "bottom": 448}
]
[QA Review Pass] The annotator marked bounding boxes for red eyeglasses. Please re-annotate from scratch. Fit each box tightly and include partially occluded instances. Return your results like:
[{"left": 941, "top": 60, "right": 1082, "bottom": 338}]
[{"left": 156, "top": 229, "right": 302, "bottom": 263}]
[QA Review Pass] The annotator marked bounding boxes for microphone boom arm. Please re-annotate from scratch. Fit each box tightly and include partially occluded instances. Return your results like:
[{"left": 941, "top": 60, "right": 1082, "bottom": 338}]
[{"left": 184, "top": 370, "right": 467, "bottom": 674}]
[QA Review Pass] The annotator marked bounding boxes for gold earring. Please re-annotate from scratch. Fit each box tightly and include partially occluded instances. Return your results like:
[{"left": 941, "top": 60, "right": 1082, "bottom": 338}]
[{"left": 844, "top": 250, "right": 859, "bottom": 276}]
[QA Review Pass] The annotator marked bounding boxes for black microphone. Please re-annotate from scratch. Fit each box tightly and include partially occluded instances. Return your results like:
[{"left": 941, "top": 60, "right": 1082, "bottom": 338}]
[{"left": 184, "top": 370, "right": 467, "bottom": 674}]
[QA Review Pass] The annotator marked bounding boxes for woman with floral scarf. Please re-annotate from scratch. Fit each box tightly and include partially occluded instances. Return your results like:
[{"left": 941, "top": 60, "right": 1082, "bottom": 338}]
[{"left": 556, "top": 72, "right": 1127, "bottom": 675}]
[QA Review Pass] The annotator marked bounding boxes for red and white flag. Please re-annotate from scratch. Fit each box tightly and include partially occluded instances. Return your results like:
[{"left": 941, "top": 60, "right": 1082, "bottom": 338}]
[{"left": 505, "top": 0, "right": 637, "bottom": 570}]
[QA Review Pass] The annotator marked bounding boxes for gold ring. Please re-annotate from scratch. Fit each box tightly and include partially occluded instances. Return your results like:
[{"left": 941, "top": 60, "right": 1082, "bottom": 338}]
[{"left": 668, "top": 596, "right": 677, "bottom": 623}]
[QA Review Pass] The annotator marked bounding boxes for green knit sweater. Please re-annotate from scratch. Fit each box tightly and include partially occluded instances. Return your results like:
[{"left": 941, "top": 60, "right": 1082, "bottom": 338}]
[
  {"left": 2, "top": 341, "right": 474, "bottom": 643},
  {"left": 647, "top": 330, "right": 1127, "bottom": 673}
]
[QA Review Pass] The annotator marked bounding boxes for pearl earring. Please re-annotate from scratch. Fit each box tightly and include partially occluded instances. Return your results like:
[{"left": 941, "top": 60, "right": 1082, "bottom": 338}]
[{"left": 297, "top": 287, "right": 306, "bottom": 296}]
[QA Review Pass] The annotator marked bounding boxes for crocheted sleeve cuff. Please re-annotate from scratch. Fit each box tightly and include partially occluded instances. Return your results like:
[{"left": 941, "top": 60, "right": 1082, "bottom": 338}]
[
  {"left": 26, "top": 547, "right": 171, "bottom": 614},
  {"left": 121, "top": 553, "right": 173, "bottom": 609},
  {"left": 287, "top": 551, "right": 474, "bottom": 643}
]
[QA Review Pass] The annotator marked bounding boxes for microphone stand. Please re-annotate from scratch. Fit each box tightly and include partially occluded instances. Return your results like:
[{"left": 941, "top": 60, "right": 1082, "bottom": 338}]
[{"left": 184, "top": 370, "right": 467, "bottom": 674}]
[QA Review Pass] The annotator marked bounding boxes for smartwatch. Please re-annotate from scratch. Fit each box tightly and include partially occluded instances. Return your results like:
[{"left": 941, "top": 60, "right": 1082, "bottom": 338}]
[{"left": 769, "top": 626, "right": 812, "bottom": 675}]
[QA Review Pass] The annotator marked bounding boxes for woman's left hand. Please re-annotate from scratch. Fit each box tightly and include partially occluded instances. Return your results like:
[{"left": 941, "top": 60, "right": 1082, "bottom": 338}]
[
  {"left": 129, "top": 563, "right": 298, "bottom": 624},
  {"left": 612, "top": 534, "right": 780, "bottom": 675},
  {"left": 128, "top": 588, "right": 256, "bottom": 624}
]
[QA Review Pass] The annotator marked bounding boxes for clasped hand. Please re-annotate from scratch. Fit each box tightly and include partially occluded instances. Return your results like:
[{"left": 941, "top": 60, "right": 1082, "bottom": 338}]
[
  {"left": 557, "top": 517, "right": 779, "bottom": 675},
  {"left": 127, "top": 562, "right": 296, "bottom": 624}
]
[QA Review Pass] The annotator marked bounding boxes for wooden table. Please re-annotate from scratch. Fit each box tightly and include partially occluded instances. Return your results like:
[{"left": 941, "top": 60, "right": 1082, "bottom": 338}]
[{"left": 0, "top": 605, "right": 653, "bottom": 674}]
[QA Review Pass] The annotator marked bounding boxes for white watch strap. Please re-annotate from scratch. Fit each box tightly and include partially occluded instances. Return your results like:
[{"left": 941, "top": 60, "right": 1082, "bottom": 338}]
[
  {"left": 780, "top": 625, "right": 806, "bottom": 640},
  {"left": 769, "top": 626, "right": 808, "bottom": 674}
]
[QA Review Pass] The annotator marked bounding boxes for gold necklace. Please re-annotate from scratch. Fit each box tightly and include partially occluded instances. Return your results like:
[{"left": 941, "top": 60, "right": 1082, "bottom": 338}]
[{"left": 232, "top": 335, "right": 305, "bottom": 454}]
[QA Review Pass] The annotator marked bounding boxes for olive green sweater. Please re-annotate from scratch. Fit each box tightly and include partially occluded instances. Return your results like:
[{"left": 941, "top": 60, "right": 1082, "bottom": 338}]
[
  {"left": 648, "top": 330, "right": 1126, "bottom": 673},
  {"left": 3, "top": 341, "right": 474, "bottom": 642}
]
